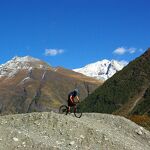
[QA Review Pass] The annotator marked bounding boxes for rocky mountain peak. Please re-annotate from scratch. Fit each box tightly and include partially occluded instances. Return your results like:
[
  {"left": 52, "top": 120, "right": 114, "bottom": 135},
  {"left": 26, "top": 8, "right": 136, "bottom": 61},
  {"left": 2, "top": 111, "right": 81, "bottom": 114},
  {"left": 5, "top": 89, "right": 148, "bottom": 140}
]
[
  {"left": 73, "top": 59, "right": 127, "bottom": 81},
  {"left": 11, "top": 56, "right": 41, "bottom": 62},
  {"left": 0, "top": 56, "right": 50, "bottom": 78}
]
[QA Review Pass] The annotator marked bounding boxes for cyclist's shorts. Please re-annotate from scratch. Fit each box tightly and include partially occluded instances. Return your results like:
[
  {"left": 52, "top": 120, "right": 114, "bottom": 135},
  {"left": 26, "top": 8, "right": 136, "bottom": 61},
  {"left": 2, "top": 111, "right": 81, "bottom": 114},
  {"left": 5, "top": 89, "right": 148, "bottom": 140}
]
[{"left": 68, "top": 97, "right": 75, "bottom": 107}]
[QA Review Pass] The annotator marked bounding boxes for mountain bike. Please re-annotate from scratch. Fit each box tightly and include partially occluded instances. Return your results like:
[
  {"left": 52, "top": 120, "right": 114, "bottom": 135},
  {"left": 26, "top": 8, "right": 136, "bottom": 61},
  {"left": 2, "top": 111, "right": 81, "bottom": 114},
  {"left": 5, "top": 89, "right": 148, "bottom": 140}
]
[{"left": 59, "top": 102, "right": 82, "bottom": 118}]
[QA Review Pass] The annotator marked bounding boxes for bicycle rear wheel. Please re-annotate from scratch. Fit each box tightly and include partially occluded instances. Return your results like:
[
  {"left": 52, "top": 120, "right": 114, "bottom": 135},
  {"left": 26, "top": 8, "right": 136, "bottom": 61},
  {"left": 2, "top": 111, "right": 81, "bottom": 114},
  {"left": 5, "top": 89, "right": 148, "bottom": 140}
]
[
  {"left": 74, "top": 106, "right": 82, "bottom": 118},
  {"left": 59, "top": 105, "right": 68, "bottom": 115}
]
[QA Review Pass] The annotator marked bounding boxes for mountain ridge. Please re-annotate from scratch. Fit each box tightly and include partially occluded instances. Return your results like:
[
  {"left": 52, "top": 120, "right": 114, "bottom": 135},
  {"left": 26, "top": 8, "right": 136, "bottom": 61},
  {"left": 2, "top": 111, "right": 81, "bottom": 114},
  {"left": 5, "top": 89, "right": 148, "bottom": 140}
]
[
  {"left": 73, "top": 59, "right": 127, "bottom": 80},
  {"left": 0, "top": 56, "right": 51, "bottom": 78}
]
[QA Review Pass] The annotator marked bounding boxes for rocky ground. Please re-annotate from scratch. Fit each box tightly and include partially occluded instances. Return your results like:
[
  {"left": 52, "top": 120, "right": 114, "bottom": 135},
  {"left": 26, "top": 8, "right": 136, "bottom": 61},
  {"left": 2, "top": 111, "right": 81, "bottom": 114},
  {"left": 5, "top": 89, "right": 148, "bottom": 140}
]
[{"left": 0, "top": 112, "right": 150, "bottom": 150}]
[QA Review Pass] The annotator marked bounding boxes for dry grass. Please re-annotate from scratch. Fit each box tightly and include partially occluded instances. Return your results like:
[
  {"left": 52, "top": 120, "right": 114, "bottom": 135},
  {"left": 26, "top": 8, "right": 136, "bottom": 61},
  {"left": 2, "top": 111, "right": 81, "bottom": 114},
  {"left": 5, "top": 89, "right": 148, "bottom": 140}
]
[{"left": 128, "top": 115, "right": 150, "bottom": 131}]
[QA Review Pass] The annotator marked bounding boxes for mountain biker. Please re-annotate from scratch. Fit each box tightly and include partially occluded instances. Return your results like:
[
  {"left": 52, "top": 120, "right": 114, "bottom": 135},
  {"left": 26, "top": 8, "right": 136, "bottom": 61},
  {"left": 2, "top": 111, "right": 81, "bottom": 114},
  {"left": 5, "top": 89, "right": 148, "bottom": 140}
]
[{"left": 67, "top": 89, "right": 80, "bottom": 113}]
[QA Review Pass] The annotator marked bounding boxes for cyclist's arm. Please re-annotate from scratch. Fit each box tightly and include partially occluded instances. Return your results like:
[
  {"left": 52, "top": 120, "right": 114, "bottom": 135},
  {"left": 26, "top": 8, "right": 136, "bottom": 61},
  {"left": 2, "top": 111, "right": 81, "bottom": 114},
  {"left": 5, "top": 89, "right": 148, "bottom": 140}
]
[
  {"left": 70, "top": 95, "right": 74, "bottom": 103},
  {"left": 76, "top": 96, "right": 80, "bottom": 102}
]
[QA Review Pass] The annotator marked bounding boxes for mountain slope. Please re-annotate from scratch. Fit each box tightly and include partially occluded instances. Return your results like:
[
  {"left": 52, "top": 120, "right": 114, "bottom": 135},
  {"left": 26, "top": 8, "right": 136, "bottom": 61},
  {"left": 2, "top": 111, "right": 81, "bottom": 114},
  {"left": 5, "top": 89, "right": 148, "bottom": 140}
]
[
  {"left": 0, "top": 112, "right": 150, "bottom": 150},
  {"left": 73, "top": 59, "right": 127, "bottom": 80},
  {"left": 0, "top": 56, "right": 102, "bottom": 115},
  {"left": 80, "top": 48, "right": 150, "bottom": 116}
]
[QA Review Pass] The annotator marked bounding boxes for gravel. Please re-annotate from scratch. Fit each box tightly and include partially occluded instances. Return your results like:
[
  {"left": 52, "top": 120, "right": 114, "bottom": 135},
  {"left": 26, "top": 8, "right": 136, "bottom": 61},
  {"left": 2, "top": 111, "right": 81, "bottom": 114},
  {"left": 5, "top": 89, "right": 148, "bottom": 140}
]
[{"left": 0, "top": 112, "right": 150, "bottom": 150}]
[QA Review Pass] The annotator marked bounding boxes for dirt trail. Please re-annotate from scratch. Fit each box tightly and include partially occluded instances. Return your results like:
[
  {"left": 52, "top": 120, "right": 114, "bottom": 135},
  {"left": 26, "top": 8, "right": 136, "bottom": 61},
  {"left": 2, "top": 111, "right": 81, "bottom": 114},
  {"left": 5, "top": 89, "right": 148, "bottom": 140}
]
[{"left": 0, "top": 112, "right": 150, "bottom": 150}]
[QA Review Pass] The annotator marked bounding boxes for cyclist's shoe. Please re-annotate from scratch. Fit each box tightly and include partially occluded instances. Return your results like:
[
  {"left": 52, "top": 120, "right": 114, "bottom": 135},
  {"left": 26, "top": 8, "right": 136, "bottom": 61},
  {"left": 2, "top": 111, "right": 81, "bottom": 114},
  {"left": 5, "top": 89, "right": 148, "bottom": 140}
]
[{"left": 66, "top": 109, "right": 70, "bottom": 115}]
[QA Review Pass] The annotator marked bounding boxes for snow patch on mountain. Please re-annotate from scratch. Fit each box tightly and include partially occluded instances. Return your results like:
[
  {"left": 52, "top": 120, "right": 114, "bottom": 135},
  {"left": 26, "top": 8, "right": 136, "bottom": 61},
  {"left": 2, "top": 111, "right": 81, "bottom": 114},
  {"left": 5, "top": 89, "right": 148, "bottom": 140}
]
[
  {"left": 0, "top": 56, "right": 49, "bottom": 78},
  {"left": 73, "top": 59, "right": 128, "bottom": 81},
  {"left": 19, "top": 77, "right": 32, "bottom": 85}
]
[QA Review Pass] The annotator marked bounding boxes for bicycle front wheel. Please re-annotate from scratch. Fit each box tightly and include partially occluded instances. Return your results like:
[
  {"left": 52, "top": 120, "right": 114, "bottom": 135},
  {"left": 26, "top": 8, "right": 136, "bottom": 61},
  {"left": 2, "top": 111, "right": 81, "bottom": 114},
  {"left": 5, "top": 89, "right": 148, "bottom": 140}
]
[
  {"left": 59, "top": 105, "right": 68, "bottom": 115},
  {"left": 74, "top": 106, "right": 82, "bottom": 118}
]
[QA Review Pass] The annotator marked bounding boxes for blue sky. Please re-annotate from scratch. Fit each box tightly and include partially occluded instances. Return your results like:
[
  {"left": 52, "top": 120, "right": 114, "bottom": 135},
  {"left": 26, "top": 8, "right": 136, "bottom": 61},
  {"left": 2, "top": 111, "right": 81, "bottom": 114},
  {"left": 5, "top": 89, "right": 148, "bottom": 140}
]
[{"left": 0, "top": 0, "right": 150, "bottom": 69}]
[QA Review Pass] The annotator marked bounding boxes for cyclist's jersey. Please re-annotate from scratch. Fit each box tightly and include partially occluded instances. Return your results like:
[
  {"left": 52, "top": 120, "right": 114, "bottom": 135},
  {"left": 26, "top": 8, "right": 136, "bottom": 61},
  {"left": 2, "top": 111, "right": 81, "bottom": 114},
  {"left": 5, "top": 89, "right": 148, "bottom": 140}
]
[
  {"left": 68, "top": 91, "right": 77, "bottom": 99},
  {"left": 68, "top": 91, "right": 77, "bottom": 106}
]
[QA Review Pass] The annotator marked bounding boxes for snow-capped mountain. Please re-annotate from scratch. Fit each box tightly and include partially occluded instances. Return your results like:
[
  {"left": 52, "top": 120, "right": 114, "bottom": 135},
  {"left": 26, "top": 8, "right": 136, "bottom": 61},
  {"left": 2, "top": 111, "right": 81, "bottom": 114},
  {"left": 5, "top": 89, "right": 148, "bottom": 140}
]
[
  {"left": 73, "top": 59, "right": 128, "bottom": 81},
  {"left": 0, "top": 56, "right": 50, "bottom": 78},
  {"left": 0, "top": 56, "right": 100, "bottom": 115}
]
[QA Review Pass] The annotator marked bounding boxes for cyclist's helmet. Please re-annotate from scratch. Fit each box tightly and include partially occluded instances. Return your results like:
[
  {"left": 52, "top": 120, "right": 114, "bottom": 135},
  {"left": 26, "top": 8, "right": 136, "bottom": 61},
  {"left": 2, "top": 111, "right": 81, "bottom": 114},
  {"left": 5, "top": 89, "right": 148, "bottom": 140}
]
[{"left": 74, "top": 88, "right": 79, "bottom": 96}]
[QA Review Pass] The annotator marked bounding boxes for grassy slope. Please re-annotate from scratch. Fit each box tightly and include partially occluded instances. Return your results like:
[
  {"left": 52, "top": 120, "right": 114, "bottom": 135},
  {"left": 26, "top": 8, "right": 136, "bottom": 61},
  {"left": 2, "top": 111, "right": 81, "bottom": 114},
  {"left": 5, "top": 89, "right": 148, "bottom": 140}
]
[{"left": 80, "top": 48, "right": 150, "bottom": 115}]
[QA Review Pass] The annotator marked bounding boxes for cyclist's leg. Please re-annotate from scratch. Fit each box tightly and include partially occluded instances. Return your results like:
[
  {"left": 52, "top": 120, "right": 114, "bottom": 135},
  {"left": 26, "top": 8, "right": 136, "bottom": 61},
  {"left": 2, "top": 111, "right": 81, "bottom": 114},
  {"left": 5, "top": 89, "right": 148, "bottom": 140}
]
[
  {"left": 74, "top": 104, "right": 77, "bottom": 113},
  {"left": 68, "top": 100, "right": 75, "bottom": 113},
  {"left": 67, "top": 106, "right": 70, "bottom": 113},
  {"left": 67, "top": 98, "right": 72, "bottom": 113}
]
